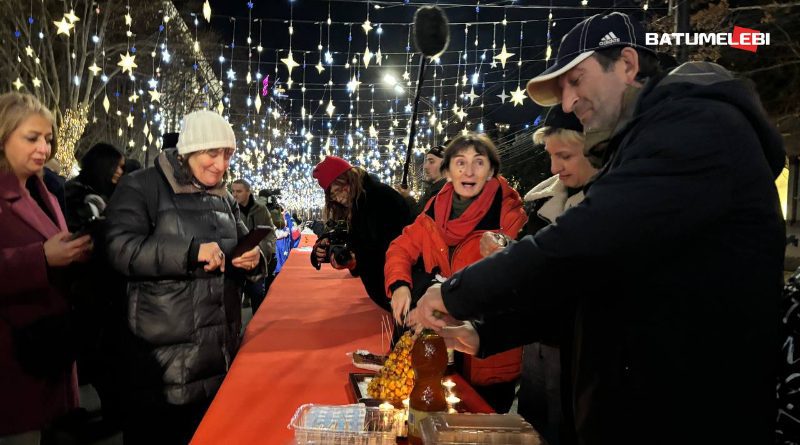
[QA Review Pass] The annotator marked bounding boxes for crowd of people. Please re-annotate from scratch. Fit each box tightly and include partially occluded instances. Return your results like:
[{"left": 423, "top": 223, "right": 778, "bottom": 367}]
[{"left": 0, "top": 10, "right": 791, "bottom": 445}]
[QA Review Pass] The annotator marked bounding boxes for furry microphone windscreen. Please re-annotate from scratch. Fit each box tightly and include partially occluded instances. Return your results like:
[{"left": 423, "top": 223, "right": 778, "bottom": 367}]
[{"left": 412, "top": 5, "right": 450, "bottom": 58}]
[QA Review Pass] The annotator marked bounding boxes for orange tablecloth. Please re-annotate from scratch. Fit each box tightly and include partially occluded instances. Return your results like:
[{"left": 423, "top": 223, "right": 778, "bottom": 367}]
[{"left": 192, "top": 251, "right": 491, "bottom": 445}]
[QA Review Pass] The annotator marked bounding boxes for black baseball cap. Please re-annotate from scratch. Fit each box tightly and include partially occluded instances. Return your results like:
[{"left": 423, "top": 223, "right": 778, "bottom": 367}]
[
  {"left": 426, "top": 140, "right": 449, "bottom": 158},
  {"left": 543, "top": 107, "right": 583, "bottom": 133},
  {"left": 526, "top": 12, "right": 655, "bottom": 107}
]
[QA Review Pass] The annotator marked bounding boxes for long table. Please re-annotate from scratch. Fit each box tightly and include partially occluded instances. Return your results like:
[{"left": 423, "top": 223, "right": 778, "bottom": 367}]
[{"left": 191, "top": 249, "right": 492, "bottom": 444}]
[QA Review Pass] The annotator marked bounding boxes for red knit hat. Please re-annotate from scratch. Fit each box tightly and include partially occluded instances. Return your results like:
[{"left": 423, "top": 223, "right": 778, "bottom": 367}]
[{"left": 312, "top": 156, "right": 353, "bottom": 189}]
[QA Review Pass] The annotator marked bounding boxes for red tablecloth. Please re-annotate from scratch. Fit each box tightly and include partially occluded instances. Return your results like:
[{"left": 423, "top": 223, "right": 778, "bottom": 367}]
[{"left": 191, "top": 251, "right": 491, "bottom": 444}]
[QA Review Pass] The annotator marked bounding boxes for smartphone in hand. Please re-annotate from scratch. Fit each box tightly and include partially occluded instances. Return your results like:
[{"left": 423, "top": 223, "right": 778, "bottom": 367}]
[{"left": 231, "top": 225, "right": 273, "bottom": 258}]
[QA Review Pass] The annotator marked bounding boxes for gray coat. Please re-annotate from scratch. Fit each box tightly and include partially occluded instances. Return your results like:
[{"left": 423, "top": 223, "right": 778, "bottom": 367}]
[{"left": 104, "top": 149, "right": 264, "bottom": 405}]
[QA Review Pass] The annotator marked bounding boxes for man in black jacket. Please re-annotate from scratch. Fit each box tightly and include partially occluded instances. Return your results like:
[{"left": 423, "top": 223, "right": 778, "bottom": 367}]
[{"left": 413, "top": 12, "right": 785, "bottom": 445}]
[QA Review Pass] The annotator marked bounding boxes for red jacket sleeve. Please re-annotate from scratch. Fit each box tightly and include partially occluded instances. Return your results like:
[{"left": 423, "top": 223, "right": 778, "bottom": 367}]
[{"left": 383, "top": 215, "right": 427, "bottom": 298}]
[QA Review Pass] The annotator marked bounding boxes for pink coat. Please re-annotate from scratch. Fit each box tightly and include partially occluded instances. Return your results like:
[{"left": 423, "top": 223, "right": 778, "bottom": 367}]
[{"left": 0, "top": 171, "right": 78, "bottom": 435}]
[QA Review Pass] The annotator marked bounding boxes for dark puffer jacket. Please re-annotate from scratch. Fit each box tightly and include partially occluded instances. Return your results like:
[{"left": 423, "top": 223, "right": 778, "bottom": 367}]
[{"left": 104, "top": 149, "right": 261, "bottom": 405}]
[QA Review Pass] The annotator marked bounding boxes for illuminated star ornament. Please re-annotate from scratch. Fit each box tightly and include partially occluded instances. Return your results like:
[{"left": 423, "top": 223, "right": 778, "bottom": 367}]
[
  {"left": 88, "top": 63, "right": 102, "bottom": 76},
  {"left": 361, "top": 19, "right": 373, "bottom": 34},
  {"left": 53, "top": 17, "right": 74, "bottom": 36},
  {"left": 493, "top": 44, "right": 515, "bottom": 69},
  {"left": 315, "top": 61, "right": 325, "bottom": 74},
  {"left": 326, "top": 100, "right": 335, "bottom": 117},
  {"left": 510, "top": 85, "right": 526, "bottom": 106},
  {"left": 24, "top": 46, "right": 34, "bottom": 57},
  {"left": 64, "top": 9, "right": 81, "bottom": 23},
  {"left": 466, "top": 87, "right": 479, "bottom": 105},
  {"left": 32, "top": 77, "right": 41, "bottom": 88},
  {"left": 117, "top": 51, "right": 138, "bottom": 74},
  {"left": 202, "top": 0, "right": 212, "bottom": 22},
  {"left": 281, "top": 51, "right": 299, "bottom": 75},
  {"left": 126, "top": 114, "right": 134, "bottom": 127},
  {"left": 363, "top": 47, "right": 373, "bottom": 68},
  {"left": 13, "top": 78, "right": 24, "bottom": 90},
  {"left": 148, "top": 90, "right": 161, "bottom": 102},
  {"left": 496, "top": 89, "right": 509, "bottom": 104}
]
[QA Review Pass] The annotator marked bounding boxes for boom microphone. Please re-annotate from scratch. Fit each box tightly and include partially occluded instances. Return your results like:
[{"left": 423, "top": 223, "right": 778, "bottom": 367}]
[
  {"left": 402, "top": 6, "right": 451, "bottom": 189},
  {"left": 412, "top": 6, "right": 450, "bottom": 58}
]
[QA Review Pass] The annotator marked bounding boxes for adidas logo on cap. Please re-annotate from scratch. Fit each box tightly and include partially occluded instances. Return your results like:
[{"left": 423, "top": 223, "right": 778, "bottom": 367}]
[{"left": 599, "top": 32, "right": 621, "bottom": 46}]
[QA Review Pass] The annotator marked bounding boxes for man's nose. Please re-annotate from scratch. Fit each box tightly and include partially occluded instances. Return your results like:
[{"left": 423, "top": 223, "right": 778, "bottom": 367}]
[{"left": 561, "top": 85, "right": 579, "bottom": 113}]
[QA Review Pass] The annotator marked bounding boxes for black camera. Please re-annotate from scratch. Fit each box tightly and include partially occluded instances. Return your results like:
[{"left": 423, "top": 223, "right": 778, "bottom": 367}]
[
  {"left": 70, "top": 194, "right": 107, "bottom": 240},
  {"left": 311, "top": 220, "right": 354, "bottom": 270}
]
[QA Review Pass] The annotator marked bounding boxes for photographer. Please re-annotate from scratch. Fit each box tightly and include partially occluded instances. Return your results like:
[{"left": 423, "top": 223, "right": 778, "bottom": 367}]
[{"left": 312, "top": 156, "right": 413, "bottom": 312}]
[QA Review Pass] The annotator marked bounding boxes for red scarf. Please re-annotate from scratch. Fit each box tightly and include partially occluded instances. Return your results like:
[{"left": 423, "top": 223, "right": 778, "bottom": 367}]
[{"left": 434, "top": 178, "right": 500, "bottom": 246}]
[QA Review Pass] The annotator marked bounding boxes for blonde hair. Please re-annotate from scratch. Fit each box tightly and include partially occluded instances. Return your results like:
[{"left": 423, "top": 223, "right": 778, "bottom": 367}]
[
  {"left": 323, "top": 167, "right": 367, "bottom": 222},
  {"left": 0, "top": 93, "right": 56, "bottom": 173},
  {"left": 533, "top": 127, "right": 584, "bottom": 147}
]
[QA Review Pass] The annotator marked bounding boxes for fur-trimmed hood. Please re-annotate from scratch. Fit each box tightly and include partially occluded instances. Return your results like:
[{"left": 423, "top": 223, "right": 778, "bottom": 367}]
[{"left": 524, "top": 175, "right": 585, "bottom": 224}]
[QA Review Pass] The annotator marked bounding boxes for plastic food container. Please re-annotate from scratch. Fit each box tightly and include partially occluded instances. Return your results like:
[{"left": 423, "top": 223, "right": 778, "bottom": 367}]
[
  {"left": 420, "top": 412, "right": 542, "bottom": 445},
  {"left": 289, "top": 403, "right": 402, "bottom": 445}
]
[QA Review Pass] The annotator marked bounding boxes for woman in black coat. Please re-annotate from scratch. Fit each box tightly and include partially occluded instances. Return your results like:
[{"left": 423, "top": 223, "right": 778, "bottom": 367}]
[
  {"left": 312, "top": 156, "right": 413, "bottom": 312},
  {"left": 104, "top": 110, "right": 264, "bottom": 444}
]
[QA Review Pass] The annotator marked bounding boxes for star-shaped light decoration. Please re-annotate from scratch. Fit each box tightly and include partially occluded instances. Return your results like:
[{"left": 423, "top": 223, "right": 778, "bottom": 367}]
[
  {"left": 315, "top": 61, "right": 325, "bottom": 74},
  {"left": 64, "top": 9, "right": 80, "bottom": 23},
  {"left": 254, "top": 95, "right": 262, "bottom": 113},
  {"left": 376, "top": 49, "right": 382, "bottom": 66},
  {"left": 32, "top": 77, "right": 41, "bottom": 88},
  {"left": 490, "top": 61, "right": 498, "bottom": 69},
  {"left": 124, "top": 13, "right": 132, "bottom": 26},
  {"left": 452, "top": 103, "right": 460, "bottom": 116},
  {"left": 466, "top": 87, "right": 479, "bottom": 105},
  {"left": 361, "top": 19, "right": 373, "bottom": 34},
  {"left": 216, "top": 102, "right": 225, "bottom": 115},
  {"left": 281, "top": 51, "right": 299, "bottom": 75},
  {"left": 129, "top": 92, "right": 139, "bottom": 103},
  {"left": 25, "top": 46, "right": 34, "bottom": 57},
  {"left": 510, "top": 85, "right": 527, "bottom": 106},
  {"left": 102, "top": 94, "right": 110, "bottom": 113},
  {"left": 286, "top": 78, "right": 294, "bottom": 89},
  {"left": 325, "top": 100, "right": 335, "bottom": 117},
  {"left": 392, "top": 118, "right": 399, "bottom": 127},
  {"left": 202, "top": 0, "right": 212, "bottom": 22},
  {"left": 117, "top": 51, "right": 137, "bottom": 75},
  {"left": 347, "top": 75, "right": 361, "bottom": 92},
  {"left": 369, "top": 125, "right": 378, "bottom": 138},
  {"left": 436, "top": 122, "right": 444, "bottom": 132},
  {"left": 493, "top": 44, "right": 515, "bottom": 69},
  {"left": 88, "top": 63, "right": 102, "bottom": 76},
  {"left": 456, "top": 108, "right": 468, "bottom": 121},
  {"left": 402, "top": 71, "right": 410, "bottom": 81},
  {"left": 12, "top": 78, "right": 23, "bottom": 90},
  {"left": 363, "top": 47, "right": 373, "bottom": 68},
  {"left": 497, "top": 89, "right": 509, "bottom": 103},
  {"left": 126, "top": 114, "right": 134, "bottom": 127},
  {"left": 148, "top": 90, "right": 161, "bottom": 102},
  {"left": 53, "top": 17, "right": 74, "bottom": 36}
]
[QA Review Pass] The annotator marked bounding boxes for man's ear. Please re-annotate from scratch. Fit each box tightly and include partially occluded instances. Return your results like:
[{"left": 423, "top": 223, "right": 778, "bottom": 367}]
[{"left": 620, "top": 47, "right": 640, "bottom": 85}]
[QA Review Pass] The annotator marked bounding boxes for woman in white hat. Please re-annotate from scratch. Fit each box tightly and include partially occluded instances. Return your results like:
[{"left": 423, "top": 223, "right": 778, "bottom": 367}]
[{"left": 103, "top": 110, "right": 265, "bottom": 444}]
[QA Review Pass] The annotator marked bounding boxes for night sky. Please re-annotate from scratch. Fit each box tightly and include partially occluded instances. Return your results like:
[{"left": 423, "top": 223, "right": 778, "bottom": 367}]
[{"left": 188, "top": 0, "right": 655, "bottom": 135}]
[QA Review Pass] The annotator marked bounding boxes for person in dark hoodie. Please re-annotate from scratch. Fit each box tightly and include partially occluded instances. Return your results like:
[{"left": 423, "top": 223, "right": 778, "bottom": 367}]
[
  {"left": 104, "top": 110, "right": 265, "bottom": 444},
  {"left": 312, "top": 156, "right": 413, "bottom": 312},
  {"left": 413, "top": 12, "right": 785, "bottom": 445}
]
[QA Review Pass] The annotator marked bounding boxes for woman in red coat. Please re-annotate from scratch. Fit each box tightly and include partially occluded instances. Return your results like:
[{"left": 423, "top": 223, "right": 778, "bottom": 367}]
[
  {"left": 0, "top": 93, "right": 92, "bottom": 443},
  {"left": 384, "top": 133, "right": 527, "bottom": 412}
]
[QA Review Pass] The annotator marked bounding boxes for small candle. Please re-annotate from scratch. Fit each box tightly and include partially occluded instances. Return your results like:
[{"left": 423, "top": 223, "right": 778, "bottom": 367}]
[
  {"left": 442, "top": 379, "right": 456, "bottom": 391},
  {"left": 446, "top": 394, "right": 461, "bottom": 405}
]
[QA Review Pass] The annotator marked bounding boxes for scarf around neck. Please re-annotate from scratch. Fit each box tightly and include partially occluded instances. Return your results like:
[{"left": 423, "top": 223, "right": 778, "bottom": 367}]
[{"left": 434, "top": 177, "right": 500, "bottom": 246}]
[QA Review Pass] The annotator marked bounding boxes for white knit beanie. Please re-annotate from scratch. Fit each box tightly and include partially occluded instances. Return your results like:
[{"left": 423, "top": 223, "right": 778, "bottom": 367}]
[{"left": 176, "top": 110, "right": 236, "bottom": 155}]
